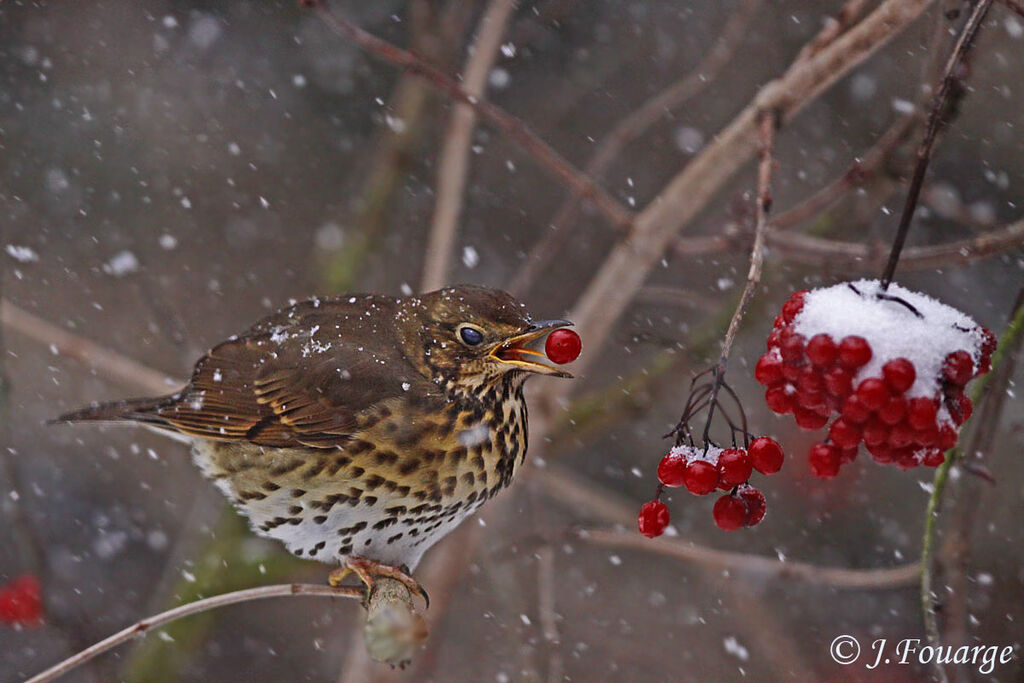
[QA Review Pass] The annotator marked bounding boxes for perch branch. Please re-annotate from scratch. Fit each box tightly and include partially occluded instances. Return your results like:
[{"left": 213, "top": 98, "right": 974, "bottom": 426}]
[
  {"left": 309, "top": 1, "right": 634, "bottom": 231},
  {"left": 26, "top": 584, "right": 362, "bottom": 683},
  {"left": 421, "top": 0, "right": 519, "bottom": 291}
]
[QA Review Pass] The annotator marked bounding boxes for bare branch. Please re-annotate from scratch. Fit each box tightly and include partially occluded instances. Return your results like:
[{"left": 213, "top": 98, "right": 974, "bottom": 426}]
[
  {"left": 507, "top": 0, "right": 763, "bottom": 296},
  {"left": 1001, "top": 0, "right": 1024, "bottom": 18},
  {"left": 880, "top": 0, "right": 994, "bottom": 289},
  {"left": 577, "top": 529, "right": 921, "bottom": 590},
  {"left": 421, "top": 0, "right": 519, "bottom": 291},
  {"left": 0, "top": 299, "right": 176, "bottom": 395},
  {"left": 26, "top": 584, "right": 362, "bottom": 683},
  {"left": 309, "top": 2, "right": 634, "bottom": 231},
  {"left": 565, "top": 0, "right": 937, "bottom": 383}
]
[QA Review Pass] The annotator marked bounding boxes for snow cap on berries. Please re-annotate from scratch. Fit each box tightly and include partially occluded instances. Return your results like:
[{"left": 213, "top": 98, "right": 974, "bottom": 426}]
[{"left": 791, "top": 280, "right": 986, "bottom": 425}]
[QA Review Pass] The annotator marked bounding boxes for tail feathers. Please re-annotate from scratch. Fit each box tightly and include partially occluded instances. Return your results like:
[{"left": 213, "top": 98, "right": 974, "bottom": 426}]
[{"left": 51, "top": 395, "right": 176, "bottom": 426}]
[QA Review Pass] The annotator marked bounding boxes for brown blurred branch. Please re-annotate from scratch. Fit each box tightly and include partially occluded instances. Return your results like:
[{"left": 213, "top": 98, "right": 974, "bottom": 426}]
[
  {"left": 1001, "top": 0, "right": 1024, "bottom": 18},
  {"left": 0, "top": 299, "right": 176, "bottom": 394},
  {"left": 26, "top": 584, "right": 362, "bottom": 683},
  {"left": 309, "top": 1, "right": 634, "bottom": 231},
  {"left": 565, "top": 0, "right": 937, "bottom": 384},
  {"left": 421, "top": 0, "right": 519, "bottom": 291},
  {"left": 507, "top": 0, "right": 763, "bottom": 296},
  {"left": 578, "top": 529, "right": 920, "bottom": 589}
]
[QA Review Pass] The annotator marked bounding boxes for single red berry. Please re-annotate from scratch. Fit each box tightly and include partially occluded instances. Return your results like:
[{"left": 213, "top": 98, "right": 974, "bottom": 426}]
[
  {"left": 637, "top": 500, "right": 670, "bottom": 538},
  {"left": 718, "top": 448, "right": 753, "bottom": 488},
  {"left": 0, "top": 574, "right": 43, "bottom": 628},
  {"left": 856, "top": 378, "right": 890, "bottom": 411},
  {"left": 713, "top": 494, "right": 748, "bottom": 531},
  {"left": 755, "top": 353, "right": 785, "bottom": 386},
  {"left": 766, "top": 329, "right": 784, "bottom": 350},
  {"left": 861, "top": 417, "right": 890, "bottom": 447},
  {"left": 838, "top": 336, "right": 872, "bottom": 368},
  {"left": 839, "top": 445, "right": 859, "bottom": 464},
  {"left": 794, "top": 406, "right": 829, "bottom": 430},
  {"left": 780, "top": 333, "right": 806, "bottom": 364},
  {"left": 823, "top": 366, "right": 853, "bottom": 397},
  {"left": 657, "top": 452, "right": 687, "bottom": 487},
  {"left": 888, "top": 422, "right": 915, "bottom": 448},
  {"left": 808, "top": 443, "right": 841, "bottom": 478},
  {"left": 979, "top": 326, "right": 997, "bottom": 356},
  {"left": 544, "top": 329, "right": 582, "bottom": 365},
  {"left": 937, "top": 424, "right": 958, "bottom": 450},
  {"left": 765, "top": 386, "right": 795, "bottom": 414},
  {"left": 907, "top": 397, "right": 939, "bottom": 430},
  {"left": 748, "top": 437, "right": 784, "bottom": 474},
  {"left": 878, "top": 396, "right": 907, "bottom": 426},
  {"left": 781, "top": 290, "right": 808, "bottom": 324},
  {"left": 942, "top": 351, "right": 974, "bottom": 386},
  {"left": 914, "top": 426, "right": 939, "bottom": 448},
  {"left": 796, "top": 389, "right": 827, "bottom": 412},
  {"left": 738, "top": 486, "right": 767, "bottom": 526},
  {"left": 882, "top": 358, "right": 916, "bottom": 393},
  {"left": 828, "top": 418, "right": 861, "bottom": 449},
  {"left": 773, "top": 314, "right": 787, "bottom": 329},
  {"left": 781, "top": 363, "right": 802, "bottom": 382},
  {"left": 949, "top": 393, "right": 973, "bottom": 426},
  {"left": 867, "top": 442, "right": 895, "bottom": 463},
  {"left": 796, "top": 366, "right": 824, "bottom": 394},
  {"left": 895, "top": 449, "right": 919, "bottom": 470},
  {"left": 806, "top": 334, "right": 838, "bottom": 367},
  {"left": 841, "top": 395, "right": 872, "bottom": 424},
  {"left": 922, "top": 449, "right": 945, "bottom": 467},
  {"left": 682, "top": 460, "right": 719, "bottom": 495}
]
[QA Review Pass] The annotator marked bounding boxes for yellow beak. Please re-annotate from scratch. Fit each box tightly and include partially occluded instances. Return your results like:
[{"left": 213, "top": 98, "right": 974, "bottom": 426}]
[{"left": 488, "top": 320, "right": 574, "bottom": 378}]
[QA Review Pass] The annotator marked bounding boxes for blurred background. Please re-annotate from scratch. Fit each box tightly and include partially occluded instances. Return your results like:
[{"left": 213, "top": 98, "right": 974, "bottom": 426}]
[{"left": 2, "top": 0, "right": 1023, "bottom": 680}]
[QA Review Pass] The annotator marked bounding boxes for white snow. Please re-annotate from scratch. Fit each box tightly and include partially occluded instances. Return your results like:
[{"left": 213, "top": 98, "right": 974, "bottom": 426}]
[
  {"left": 723, "top": 635, "right": 750, "bottom": 661},
  {"left": 5, "top": 245, "right": 39, "bottom": 263},
  {"left": 102, "top": 250, "right": 139, "bottom": 276},
  {"left": 792, "top": 279, "right": 984, "bottom": 407},
  {"left": 462, "top": 245, "right": 480, "bottom": 268},
  {"left": 669, "top": 443, "right": 725, "bottom": 466}
]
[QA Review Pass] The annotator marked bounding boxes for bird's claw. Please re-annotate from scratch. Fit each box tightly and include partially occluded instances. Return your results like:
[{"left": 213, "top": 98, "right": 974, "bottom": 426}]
[{"left": 329, "top": 558, "right": 429, "bottom": 609}]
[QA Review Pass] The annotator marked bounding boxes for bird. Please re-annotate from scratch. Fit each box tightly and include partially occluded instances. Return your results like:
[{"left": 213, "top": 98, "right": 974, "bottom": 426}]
[{"left": 54, "top": 285, "right": 576, "bottom": 604}]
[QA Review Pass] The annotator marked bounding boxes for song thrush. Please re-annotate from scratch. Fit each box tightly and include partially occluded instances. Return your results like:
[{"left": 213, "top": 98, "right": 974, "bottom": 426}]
[{"left": 56, "top": 285, "right": 577, "bottom": 603}]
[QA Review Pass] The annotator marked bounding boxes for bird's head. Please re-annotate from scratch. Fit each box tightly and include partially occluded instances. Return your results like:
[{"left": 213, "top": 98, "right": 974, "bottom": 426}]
[{"left": 401, "top": 285, "right": 576, "bottom": 396}]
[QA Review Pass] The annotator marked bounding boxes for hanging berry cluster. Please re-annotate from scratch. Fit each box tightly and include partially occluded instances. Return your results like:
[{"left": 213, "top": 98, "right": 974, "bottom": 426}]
[
  {"left": 638, "top": 369, "right": 786, "bottom": 536},
  {"left": 756, "top": 280, "right": 994, "bottom": 477}
]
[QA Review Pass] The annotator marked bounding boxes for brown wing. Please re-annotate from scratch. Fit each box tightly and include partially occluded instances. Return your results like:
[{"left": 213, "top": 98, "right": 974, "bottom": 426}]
[{"left": 142, "top": 295, "right": 438, "bottom": 448}]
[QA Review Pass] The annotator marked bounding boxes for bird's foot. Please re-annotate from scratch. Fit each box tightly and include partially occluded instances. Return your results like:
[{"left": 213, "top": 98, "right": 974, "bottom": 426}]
[{"left": 329, "top": 558, "right": 429, "bottom": 608}]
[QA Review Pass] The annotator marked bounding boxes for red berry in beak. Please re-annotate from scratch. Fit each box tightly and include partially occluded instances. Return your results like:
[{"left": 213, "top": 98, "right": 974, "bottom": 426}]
[{"left": 544, "top": 328, "right": 582, "bottom": 364}]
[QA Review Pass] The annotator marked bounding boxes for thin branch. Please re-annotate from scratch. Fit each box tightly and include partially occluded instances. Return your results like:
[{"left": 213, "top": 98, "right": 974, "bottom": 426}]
[
  {"left": 26, "top": 584, "right": 362, "bottom": 683},
  {"left": 794, "top": 0, "right": 871, "bottom": 63},
  {"left": 880, "top": 0, "right": 993, "bottom": 289},
  {"left": 308, "top": 1, "right": 634, "bottom": 231},
  {"left": 577, "top": 529, "right": 920, "bottom": 590},
  {"left": 563, "top": 0, "right": 936, "bottom": 386},
  {"left": 767, "top": 217, "right": 1024, "bottom": 270},
  {"left": 1001, "top": 0, "right": 1024, "bottom": 18},
  {"left": 0, "top": 299, "right": 176, "bottom": 394},
  {"left": 420, "top": 0, "right": 519, "bottom": 292},
  {"left": 920, "top": 290, "right": 1024, "bottom": 680},
  {"left": 507, "top": 0, "right": 764, "bottom": 296}
]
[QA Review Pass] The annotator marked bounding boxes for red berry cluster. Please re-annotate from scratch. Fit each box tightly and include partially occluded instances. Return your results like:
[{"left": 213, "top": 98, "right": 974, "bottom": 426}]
[
  {"left": 0, "top": 574, "right": 43, "bottom": 629},
  {"left": 638, "top": 437, "right": 784, "bottom": 535},
  {"left": 757, "top": 290, "right": 995, "bottom": 477}
]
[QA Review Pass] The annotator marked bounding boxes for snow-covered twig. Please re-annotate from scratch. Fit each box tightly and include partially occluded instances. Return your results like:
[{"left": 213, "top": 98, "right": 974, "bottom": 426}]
[
  {"left": 920, "top": 291, "right": 1024, "bottom": 681},
  {"left": 420, "top": 0, "right": 519, "bottom": 292},
  {"left": 880, "top": 0, "right": 994, "bottom": 290},
  {"left": 306, "top": 0, "right": 634, "bottom": 232},
  {"left": 26, "top": 584, "right": 363, "bottom": 683}
]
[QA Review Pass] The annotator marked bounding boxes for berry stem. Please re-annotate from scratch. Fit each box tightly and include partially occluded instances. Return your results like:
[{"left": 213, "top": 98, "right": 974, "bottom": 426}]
[
  {"left": 879, "top": 0, "right": 993, "bottom": 291},
  {"left": 919, "top": 288, "right": 1024, "bottom": 678}
]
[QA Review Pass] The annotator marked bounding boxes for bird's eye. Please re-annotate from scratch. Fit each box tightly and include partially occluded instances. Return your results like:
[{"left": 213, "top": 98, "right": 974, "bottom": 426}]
[{"left": 458, "top": 325, "right": 484, "bottom": 346}]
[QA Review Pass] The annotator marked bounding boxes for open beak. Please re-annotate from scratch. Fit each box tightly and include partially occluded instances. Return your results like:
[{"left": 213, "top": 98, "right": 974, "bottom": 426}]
[{"left": 488, "top": 319, "right": 574, "bottom": 378}]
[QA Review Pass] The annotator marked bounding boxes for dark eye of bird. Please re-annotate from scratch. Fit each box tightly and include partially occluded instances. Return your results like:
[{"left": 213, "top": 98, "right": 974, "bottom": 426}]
[{"left": 459, "top": 326, "right": 484, "bottom": 346}]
